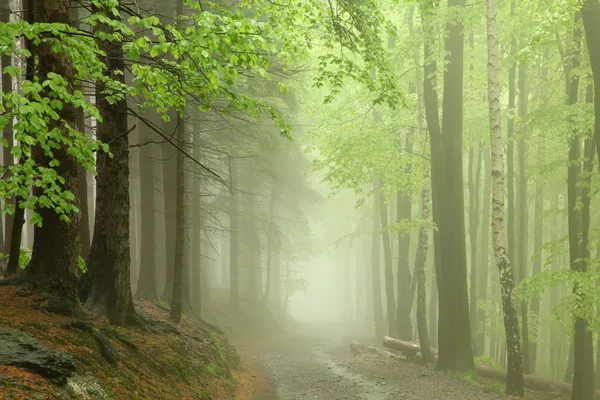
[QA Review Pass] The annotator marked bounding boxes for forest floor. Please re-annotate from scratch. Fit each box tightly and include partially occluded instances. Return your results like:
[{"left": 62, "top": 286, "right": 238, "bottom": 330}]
[
  {"left": 0, "top": 283, "right": 574, "bottom": 400},
  {"left": 0, "top": 284, "right": 261, "bottom": 400},
  {"left": 230, "top": 321, "right": 572, "bottom": 400}
]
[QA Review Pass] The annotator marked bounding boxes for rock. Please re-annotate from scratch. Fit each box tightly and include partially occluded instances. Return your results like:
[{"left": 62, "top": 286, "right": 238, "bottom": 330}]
[
  {"left": 67, "top": 375, "right": 110, "bottom": 399},
  {"left": 0, "top": 328, "right": 76, "bottom": 383}
]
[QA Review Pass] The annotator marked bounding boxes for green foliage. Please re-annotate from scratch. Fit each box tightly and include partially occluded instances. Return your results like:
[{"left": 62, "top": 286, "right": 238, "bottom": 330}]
[{"left": 474, "top": 355, "right": 501, "bottom": 370}]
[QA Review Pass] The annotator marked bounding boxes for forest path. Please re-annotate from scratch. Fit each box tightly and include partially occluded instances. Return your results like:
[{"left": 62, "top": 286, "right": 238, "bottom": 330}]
[{"left": 250, "top": 322, "right": 505, "bottom": 400}]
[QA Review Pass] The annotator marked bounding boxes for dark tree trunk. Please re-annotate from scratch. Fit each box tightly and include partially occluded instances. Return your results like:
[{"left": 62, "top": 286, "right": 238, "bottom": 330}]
[
  {"left": 169, "top": 115, "right": 186, "bottom": 323},
  {"left": 69, "top": 5, "right": 90, "bottom": 262},
  {"left": 436, "top": 0, "right": 474, "bottom": 371},
  {"left": 25, "top": 0, "right": 81, "bottom": 317},
  {"left": 371, "top": 186, "right": 384, "bottom": 339},
  {"left": 378, "top": 192, "right": 396, "bottom": 338},
  {"left": 415, "top": 186, "right": 434, "bottom": 362},
  {"left": 135, "top": 125, "right": 158, "bottom": 299},
  {"left": 582, "top": 0, "right": 600, "bottom": 167},
  {"left": 420, "top": 0, "right": 444, "bottom": 356},
  {"left": 85, "top": 1, "right": 137, "bottom": 325},
  {"left": 475, "top": 148, "right": 491, "bottom": 355}
]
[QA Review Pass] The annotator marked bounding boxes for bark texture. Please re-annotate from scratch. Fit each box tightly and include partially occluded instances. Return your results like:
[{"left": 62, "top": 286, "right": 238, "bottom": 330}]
[
  {"left": 25, "top": 0, "right": 81, "bottom": 317},
  {"left": 415, "top": 186, "right": 433, "bottom": 362},
  {"left": 169, "top": 114, "right": 186, "bottom": 323},
  {"left": 485, "top": 0, "right": 524, "bottom": 394},
  {"left": 85, "top": 1, "right": 137, "bottom": 325}
]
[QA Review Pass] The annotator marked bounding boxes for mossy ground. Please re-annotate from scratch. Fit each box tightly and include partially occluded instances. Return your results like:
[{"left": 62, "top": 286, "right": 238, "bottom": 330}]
[{"left": 0, "top": 285, "right": 251, "bottom": 400}]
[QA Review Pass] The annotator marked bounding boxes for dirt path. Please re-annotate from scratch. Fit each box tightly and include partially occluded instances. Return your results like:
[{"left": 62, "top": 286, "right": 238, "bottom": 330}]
[{"left": 249, "top": 323, "right": 506, "bottom": 400}]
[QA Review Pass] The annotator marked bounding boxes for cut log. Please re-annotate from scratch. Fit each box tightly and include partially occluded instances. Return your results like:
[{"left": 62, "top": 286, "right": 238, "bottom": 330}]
[
  {"left": 382, "top": 336, "right": 420, "bottom": 359},
  {"left": 349, "top": 341, "right": 405, "bottom": 361},
  {"left": 381, "top": 337, "right": 600, "bottom": 398}
]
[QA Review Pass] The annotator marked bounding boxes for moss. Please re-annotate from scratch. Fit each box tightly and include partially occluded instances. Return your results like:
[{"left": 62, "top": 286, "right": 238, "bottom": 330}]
[{"left": 486, "top": 382, "right": 504, "bottom": 394}]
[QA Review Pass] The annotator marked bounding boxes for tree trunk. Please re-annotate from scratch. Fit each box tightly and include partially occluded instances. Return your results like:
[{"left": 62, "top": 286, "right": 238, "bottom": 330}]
[
  {"left": 378, "top": 191, "right": 396, "bottom": 338},
  {"left": 476, "top": 148, "right": 491, "bottom": 355},
  {"left": 582, "top": 0, "right": 600, "bottom": 167},
  {"left": 419, "top": 0, "right": 444, "bottom": 358},
  {"left": 506, "top": 2, "right": 517, "bottom": 352},
  {"left": 436, "top": 0, "right": 473, "bottom": 371},
  {"left": 84, "top": 0, "right": 137, "bottom": 325},
  {"left": 265, "top": 183, "right": 276, "bottom": 303},
  {"left": 371, "top": 186, "right": 384, "bottom": 339},
  {"left": 416, "top": 186, "right": 434, "bottom": 362},
  {"left": 169, "top": 114, "right": 186, "bottom": 323},
  {"left": 468, "top": 144, "right": 482, "bottom": 354},
  {"left": 2, "top": 0, "right": 13, "bottom": 257},
  {"left": 228, "top": 157, "right": 239, "bottom": 307},
  {"left": 25, "top": 0, "right": 81, "bottom": 317},
  {"left": 517, "top": 52, "right": 530, "bottom": 375},
  {"left": 395, "top": 139, "right": 413, "bottom": 340},
  {"left": 485, "top": 0, "right": 524, "bottom": 393},
  {"left": 135, "top": 125, "right": 158, "bottom": 299},
  {"left": 161, "top": 140, "right": 177, "bottom": 302}
]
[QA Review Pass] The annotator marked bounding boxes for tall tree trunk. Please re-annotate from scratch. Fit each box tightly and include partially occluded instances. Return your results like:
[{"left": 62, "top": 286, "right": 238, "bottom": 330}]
[
  {"left": 485, "top": 0, "right": 524, "bottom": 393},
  {"left": 582, "top": 3, "right": 600, "bottom": 393},
  {"left": 5, "top": 0, "right": 32, "bottom": 278},
  {"left": 416, "top": 185, "right": 434, "bottom": 362},
  {"left": 2, "top": 0, "right": 13, "bottom": 257},
  {"left": 69, "top": 5, "right": 90, "bottom": 261},
  {"left": 582, "top": 0, "right": 600, "bottom": 166},
  {"left": 436, "top": 0, "right": 474, "bottom": 371},
  {"left": 85, "top": 0, "right": 137, "bottom": 325},
  {"left": 265, "top": 183, "right": 276, "bottom": 303},
  {"left": 475, "top": 148, "right": 491, "bottom": 355},
  {"left": 25, "top": 0, "right": 81, "bottom": 316},
  {"left": 517, "top": 53, "right": 530, "bottom": 375},
  {"left": 468, "top": 144, "right": 482, "bottom": 354},
  {"left": 395, "top": 139, "right": 413, "bottom": 340},
  {"left": 529, "top": 183, "right": 543, "bottom": 373},
  {"left": 378, "top": 191, "right": 396, "bottom": 338},
  {"left": 420, "top": 0, "right": 444, "bottom": 357},
  {"left": 161, "top": 141, "right": 177, "bottom": 302},
  {"left": 506, "top": 3, "right": 517, "bottom": 348},
  {"left": 135, "top": 126, "right": 157, "bottom": 299},
  {"left": 371, "top": 186, "right": 384, "bottom": 338},
  {"left": 169, "top": 114, "right": 186, "bottom": 323},
  {"left": 228, "top": 158, "right": 239, "bottom": 308}
]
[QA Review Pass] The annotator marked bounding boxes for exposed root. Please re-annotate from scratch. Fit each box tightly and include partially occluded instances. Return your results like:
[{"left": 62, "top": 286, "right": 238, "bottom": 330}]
[
  {"left": 102, "top": 327, "right": 139, "bottom": 350},
  {"left": 60, "top": 319, "right": 120, "bottom": 365},
  {"left": 0, "top": 276, "right": 24, "bottom": 286}
]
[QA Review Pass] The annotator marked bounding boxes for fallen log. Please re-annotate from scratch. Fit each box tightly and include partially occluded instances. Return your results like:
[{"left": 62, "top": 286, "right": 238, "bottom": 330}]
[
  {"left": 382, "top": 336, "right": 420, "bottom": 359},
  {"left": 382, "top": 337, "right": 600, "bottom": 398},
  {"left": 349, "top": 341, "right": 405, "bottom": 361}
]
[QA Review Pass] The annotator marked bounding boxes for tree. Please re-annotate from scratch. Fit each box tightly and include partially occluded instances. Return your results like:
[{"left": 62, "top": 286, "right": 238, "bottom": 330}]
[
  {"left": 485, "top": 0, "right": 524, "bottom": 393},
  {"left": 23, "top": 0, "right": 84, "bottom": 316},
  {"left": 421, "top": 0, "right": 474, "bottom": 371},
  {"left": 169, "top": 115, "right": 186, "bottom": 323},
  {"left": 84, "top": 0, "right": 137, "bottom": 325},
  {"left": 415, "top": 185, "right": 434, "bottom": 362}
]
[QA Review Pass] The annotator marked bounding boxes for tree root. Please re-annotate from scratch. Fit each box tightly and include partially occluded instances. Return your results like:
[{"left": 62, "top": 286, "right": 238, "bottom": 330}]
[
  {"left": 60, "top": 319, "right": 120, "bottom": 365},
  {"left": 101, "top": 327, "right": 138, "bottom": 351}
]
